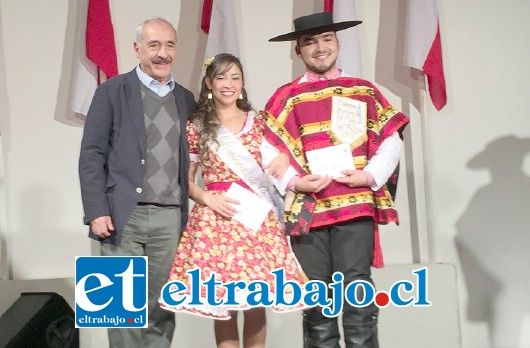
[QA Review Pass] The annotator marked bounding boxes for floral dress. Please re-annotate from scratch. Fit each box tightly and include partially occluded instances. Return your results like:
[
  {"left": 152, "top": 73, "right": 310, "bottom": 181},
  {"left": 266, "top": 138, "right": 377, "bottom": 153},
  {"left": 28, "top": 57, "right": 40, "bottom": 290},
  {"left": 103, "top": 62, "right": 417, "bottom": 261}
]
[{"left": 160, "top": 111, "right": 308, "bottom": 319}]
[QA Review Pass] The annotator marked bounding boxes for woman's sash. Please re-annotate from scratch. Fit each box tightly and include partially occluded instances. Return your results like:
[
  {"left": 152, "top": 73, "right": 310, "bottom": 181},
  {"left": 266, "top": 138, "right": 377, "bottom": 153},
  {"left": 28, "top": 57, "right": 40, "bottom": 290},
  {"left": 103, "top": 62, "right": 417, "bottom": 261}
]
[{"left": 208, "top": 124, "right": 284, "bottom": 219}]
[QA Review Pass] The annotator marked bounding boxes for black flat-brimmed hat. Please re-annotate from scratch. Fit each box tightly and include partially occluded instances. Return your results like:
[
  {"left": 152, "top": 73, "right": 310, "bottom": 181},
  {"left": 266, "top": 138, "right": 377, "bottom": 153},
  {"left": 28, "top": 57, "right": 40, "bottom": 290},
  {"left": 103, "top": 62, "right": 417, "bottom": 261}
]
[{"left": 269, "top": 12, "right": 362, "bottom": 42}]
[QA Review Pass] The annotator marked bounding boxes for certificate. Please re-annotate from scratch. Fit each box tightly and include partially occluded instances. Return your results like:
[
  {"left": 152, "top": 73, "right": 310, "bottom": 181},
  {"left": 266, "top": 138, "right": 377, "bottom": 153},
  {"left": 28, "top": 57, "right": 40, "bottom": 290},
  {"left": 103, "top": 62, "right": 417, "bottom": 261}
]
[
  {"left": 225, "top": 183, "right": 273, "bottom": 231},
  {"left": 306, "top": 143, "right": 355, "bottom": 178}
]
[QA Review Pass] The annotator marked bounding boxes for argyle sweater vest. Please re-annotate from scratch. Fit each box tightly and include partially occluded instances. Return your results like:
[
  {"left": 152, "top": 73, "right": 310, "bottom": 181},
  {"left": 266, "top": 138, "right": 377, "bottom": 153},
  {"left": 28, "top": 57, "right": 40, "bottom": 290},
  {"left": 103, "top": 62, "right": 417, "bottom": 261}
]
[{"left": 139, "top": 85, "right": 182, "bottom": 205}]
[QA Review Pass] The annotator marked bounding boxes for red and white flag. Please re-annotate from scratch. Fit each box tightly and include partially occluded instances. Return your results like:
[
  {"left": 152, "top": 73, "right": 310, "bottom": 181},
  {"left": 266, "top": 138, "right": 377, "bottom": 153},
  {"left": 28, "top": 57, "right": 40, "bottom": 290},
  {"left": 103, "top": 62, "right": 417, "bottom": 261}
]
[
  {"left": 404, "top": 0, "right": 447, "bottom": 110},
  {"left": 201, "top": 0, "right": 240, "bottom": 60},
  {"left": 71, "top": 0, "right": 118, "bottom": 115},
  {"left": 324, "top": 0, "right": 363, "bottom": 78}
]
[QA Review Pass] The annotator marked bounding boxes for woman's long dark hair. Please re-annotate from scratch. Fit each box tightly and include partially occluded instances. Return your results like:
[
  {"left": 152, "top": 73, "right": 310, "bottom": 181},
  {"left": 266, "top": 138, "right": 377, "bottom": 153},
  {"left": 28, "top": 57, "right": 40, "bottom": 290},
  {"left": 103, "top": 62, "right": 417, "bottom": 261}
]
[{"left": 193, "top": 53, "right": 253, "bottom": 158}]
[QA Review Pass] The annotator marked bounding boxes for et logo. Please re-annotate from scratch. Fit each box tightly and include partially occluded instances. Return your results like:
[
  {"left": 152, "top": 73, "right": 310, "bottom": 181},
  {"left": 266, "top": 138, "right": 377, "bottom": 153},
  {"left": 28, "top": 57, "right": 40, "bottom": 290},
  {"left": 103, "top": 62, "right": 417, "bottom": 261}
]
[{"left": 75, "top": 256, "right": 147, "bottom": 328}]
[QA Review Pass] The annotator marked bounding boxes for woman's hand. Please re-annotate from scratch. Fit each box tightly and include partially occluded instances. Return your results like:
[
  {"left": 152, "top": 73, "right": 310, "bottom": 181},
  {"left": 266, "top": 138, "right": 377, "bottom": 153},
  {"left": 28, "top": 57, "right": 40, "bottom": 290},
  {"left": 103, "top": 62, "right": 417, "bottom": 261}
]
[
  {"left": 264, "top": 152, "right": 290, "bottom": 179},
  {"left": 203, "top": 193, "right": 240, "bottom": 218}
]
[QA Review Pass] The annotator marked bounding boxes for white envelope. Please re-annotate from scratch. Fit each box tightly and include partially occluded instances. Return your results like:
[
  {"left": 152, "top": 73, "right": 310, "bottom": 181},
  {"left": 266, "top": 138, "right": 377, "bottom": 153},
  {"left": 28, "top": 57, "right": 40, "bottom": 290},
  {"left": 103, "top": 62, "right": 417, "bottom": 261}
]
[
  {"left": 306, "top": 143, "right": 356, "bottom": 178},
  {"left": 225, "top": 183, "right": 273, "bottom": 231}
]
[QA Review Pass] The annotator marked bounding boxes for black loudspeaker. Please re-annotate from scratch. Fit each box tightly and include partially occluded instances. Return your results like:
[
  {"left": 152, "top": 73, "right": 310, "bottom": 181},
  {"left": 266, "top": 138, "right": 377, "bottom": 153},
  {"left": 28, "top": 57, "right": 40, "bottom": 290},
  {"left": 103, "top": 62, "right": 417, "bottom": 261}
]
[{"left": 0, "top": 292, "right": 79, "bottom": 348}]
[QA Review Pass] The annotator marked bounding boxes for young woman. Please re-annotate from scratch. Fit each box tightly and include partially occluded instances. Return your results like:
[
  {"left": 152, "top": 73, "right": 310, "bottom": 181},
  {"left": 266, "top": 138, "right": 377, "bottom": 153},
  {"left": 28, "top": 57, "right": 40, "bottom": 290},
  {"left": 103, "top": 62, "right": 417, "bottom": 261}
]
[{"left": 161, "top": 53, "right": 307, "bottom": 348}]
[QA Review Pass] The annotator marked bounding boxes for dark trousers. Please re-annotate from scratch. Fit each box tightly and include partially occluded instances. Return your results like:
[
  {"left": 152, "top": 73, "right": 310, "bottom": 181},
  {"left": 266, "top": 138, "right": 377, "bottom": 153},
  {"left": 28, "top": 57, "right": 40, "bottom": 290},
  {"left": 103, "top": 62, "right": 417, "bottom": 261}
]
[
  {"left": 291, "top": 219, "right": 379, "bottom": 348},
  {"left": 101, "top": 205, "right": 182, "bottom": 348}
]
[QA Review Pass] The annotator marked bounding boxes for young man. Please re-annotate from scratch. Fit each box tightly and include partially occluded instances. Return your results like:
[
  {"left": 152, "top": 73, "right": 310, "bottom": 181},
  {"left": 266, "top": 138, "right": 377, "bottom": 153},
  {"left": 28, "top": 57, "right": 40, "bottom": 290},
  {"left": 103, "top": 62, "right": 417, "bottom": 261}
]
[
  {"left": 79, "top": 18, "right": 195, "bottom": 347},
  {"left": 265, "top": 12, "right": 409, "bottom": 348}
]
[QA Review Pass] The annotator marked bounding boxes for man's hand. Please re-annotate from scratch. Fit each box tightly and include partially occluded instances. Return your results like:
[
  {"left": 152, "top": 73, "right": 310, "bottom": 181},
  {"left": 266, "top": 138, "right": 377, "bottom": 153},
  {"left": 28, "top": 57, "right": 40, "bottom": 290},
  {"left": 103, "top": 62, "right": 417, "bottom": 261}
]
[
  {"left": 90, "top": 216, "right": 115, "bottom": 239},
  {"left": 334, "top": 169, "right": 369, "bottom": 188},
  {"left": 294, "top": 174, "right": 333, "bottom": 193}
]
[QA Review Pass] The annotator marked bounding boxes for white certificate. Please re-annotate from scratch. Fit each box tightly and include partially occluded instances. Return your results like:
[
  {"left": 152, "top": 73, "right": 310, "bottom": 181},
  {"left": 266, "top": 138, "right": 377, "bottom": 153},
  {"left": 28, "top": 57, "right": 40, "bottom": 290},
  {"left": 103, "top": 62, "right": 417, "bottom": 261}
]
[
  {"left": 306, "top": 143, "right": 356, "bottom": 178},
  {"left": 225, "top": 183, "right": 273, "bottom": 231}
]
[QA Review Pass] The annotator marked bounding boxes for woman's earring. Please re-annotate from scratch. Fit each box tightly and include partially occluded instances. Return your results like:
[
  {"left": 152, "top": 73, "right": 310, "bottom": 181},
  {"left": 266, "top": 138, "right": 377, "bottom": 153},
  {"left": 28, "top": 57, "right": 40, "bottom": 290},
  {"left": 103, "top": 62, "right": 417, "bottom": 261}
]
[
  {"left": 208, "top": 92, "right": 213, "bottom": 100},
  {"left": 239, "top": 93, "right": 243, "bottom": 100}
]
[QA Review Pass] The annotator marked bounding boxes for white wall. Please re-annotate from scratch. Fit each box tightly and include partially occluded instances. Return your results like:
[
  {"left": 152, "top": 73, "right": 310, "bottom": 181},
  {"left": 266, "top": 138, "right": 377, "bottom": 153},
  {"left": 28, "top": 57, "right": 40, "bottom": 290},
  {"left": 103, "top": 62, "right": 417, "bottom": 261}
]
[
  {"left": 432, "top": 1, "right": 530, "bottom": 347},
  {"left": 1, "top": 0, "right": 529, "bottom": 347}
]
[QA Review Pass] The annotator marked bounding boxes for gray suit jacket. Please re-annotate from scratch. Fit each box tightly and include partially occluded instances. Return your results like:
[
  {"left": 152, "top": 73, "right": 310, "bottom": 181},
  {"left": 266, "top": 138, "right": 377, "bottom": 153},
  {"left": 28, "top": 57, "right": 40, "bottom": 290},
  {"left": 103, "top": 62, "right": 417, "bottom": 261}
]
[{"left": 79, "top": 69, "right": 194, "bottom": 245}]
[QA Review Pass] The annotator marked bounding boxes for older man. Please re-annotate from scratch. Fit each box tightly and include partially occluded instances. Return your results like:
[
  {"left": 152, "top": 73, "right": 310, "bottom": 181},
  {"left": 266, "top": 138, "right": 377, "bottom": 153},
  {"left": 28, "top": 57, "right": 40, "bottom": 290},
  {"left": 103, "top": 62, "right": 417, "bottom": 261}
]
[{"left": 79, "top": 17, "right": 194, "bottom": 347}]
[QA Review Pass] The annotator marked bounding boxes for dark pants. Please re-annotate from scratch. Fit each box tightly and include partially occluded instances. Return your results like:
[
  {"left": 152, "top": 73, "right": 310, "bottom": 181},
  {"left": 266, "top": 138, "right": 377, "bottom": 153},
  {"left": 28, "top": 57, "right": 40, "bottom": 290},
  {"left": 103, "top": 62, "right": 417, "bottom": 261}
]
[
  {"left": 291, "top": 219, "right": 379, "bottom": 348},
  {"left": 101, "top": 205, "right": 182, "bottom": 348}
]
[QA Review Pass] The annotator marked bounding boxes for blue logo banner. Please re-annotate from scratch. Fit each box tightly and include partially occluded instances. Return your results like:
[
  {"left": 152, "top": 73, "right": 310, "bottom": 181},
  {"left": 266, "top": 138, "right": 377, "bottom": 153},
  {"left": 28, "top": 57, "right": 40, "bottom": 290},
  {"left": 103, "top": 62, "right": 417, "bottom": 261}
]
[{"left": 75, "top": 256, "right": 148, "bottom": 328}]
